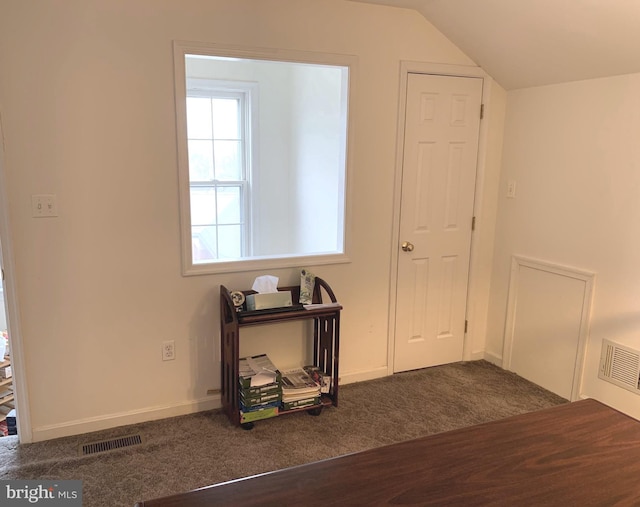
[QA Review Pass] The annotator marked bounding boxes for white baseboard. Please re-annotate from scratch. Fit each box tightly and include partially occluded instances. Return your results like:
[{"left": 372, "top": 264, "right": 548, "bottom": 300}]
[
  {"left": 483, "top": 350, "right": 503, "bottom": 367},
  {"left": 468, "top": 350, "right": 486, "bottom": 361},
  {"left": 32, "top": 367, "right": 394, "bottom": 441},
  {"left": 31, "top": 396, "right": 222, "bottom": 442},
  {"left": 339, "top": 366, "right": 389, "bottom": 385},
  {"left": 32, "top": 362, "right": 481, "bottom": 441}
]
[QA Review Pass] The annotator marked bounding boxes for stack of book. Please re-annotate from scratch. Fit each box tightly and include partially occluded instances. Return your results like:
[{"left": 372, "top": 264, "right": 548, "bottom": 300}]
[
  {"left": 280, "top": 368, "right": 321, "bottom": 411},
  {"left": 238, "top": 354, "right": 282, "bottom": 424},
  {"left": 303, "top": 365, "right": 332, "bottom": 395}
]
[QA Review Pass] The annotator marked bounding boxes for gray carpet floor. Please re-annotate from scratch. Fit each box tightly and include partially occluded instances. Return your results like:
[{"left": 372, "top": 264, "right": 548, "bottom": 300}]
[{"left": 0, "top": 360, "right": 567, "bottom": 506}]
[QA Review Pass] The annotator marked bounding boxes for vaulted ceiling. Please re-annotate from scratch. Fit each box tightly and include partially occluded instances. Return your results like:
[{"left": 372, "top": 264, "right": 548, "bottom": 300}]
[{"left": 351, "top": 0, "right": 640, "bottom": 90}]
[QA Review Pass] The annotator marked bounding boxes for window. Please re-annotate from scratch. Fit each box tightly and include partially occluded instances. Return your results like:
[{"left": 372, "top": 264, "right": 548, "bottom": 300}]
[
  {"left": 187, "top": 83, "right": 253, "bottom": 262},
  {"left": 174, "top": 42, "right": 355, "bottom": 275}
]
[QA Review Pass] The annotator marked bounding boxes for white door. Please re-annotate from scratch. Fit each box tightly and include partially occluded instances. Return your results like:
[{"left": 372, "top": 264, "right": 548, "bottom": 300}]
[{"left": 394, "top": 73, "right": 483, "bottom": 373}]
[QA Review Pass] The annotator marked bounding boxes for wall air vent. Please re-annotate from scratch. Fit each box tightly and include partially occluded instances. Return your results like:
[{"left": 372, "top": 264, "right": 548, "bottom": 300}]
[{"left": 598, "top": 339, "right": 640, "bottom": 395}]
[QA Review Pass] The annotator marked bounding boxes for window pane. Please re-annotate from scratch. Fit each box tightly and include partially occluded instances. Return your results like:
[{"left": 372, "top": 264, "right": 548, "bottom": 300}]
[
  {"left": 186, "top": 97, "right": 213, "bottom": 139},
  {"left": 217, "top": 225, "right": 242, "bottom": 259},
  {"left": 212, "top": 98, "right": 239, "bottom": 139},
  {"left": 217, "top": 187, "right": 241, "bottom": 224},
  {"left": 188, "top": 140, "right": 214, "bottom": 181},
  {"left": 190, "top": 187, "right": 216, "bottom": 226},
  {"left": 192, "top": 225, "right": 217, "bottom": 263},
  {"left": 214, "top": 140, "right": 242, "bottom": 180}
]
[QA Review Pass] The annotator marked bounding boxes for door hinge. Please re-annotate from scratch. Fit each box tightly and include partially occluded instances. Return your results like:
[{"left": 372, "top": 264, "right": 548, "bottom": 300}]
[
  {"left": 464, "top": 320, "right": 468, "bottom": 333},
  {"left": 480, "top": 104, "right": 485, "bottom": 119},
  {"left": 471, "top": 216, "right": 476, "bottom": 231}
]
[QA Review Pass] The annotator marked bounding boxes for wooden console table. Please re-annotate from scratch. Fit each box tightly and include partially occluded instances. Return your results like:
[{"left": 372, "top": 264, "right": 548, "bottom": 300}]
[{"left": 219, "top": 278, "right": 341, "bottom": 428}]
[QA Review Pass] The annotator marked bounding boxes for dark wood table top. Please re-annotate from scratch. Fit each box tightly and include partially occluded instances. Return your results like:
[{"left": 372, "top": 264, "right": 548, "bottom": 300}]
[{"left": 135, "top": 399, "right": 640, "bottom": 506}]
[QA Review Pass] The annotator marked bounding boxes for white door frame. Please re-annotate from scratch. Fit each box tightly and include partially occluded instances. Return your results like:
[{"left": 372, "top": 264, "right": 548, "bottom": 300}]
[
  {"left": 0, "top": 112, "right": 32, "bottom": 442},
  {"left": 388, "top": 61, "right": 493, "bottom": 374}
]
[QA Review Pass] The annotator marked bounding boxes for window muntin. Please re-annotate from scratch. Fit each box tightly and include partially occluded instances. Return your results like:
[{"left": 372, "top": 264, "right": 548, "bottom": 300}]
[{"left": 174, "top": 42, "right": 354, "bottom": 275}]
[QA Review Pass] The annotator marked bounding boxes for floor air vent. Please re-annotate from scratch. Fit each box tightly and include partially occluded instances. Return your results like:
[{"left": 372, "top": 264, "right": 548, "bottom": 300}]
[
  {"left": 599, "top": 339, "right": 640, "bottom": 394},
  {"left": 80, "top": 434, "right": 143, "bottom": 456}
]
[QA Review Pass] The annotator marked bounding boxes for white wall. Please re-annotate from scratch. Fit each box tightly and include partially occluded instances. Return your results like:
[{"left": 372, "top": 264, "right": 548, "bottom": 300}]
[
  {"left": 0, "top": 0, "right": 505, "bottom": 441},
  {"left": 487, "top": 72, "right": 640, "bottom": 420},
  {"left": 290, "top": 65, "right": 346, "bottom": 255}
]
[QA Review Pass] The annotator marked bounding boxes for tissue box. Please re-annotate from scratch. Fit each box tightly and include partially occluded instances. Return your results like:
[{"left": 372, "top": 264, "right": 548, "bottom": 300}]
[
  {"left": 246, "top": 291, "right": 293, "bottom": 311},
  {"left": 0, "top": 365, "right": 11, "bottom": 379}
]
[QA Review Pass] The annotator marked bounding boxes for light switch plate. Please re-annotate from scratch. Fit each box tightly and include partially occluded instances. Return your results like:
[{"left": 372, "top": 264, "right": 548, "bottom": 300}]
[{"left": 31, "top": 194, "right": 58, "bottom": 217}]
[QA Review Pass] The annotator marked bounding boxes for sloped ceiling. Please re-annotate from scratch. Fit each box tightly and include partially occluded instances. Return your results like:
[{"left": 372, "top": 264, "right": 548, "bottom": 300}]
[{"left": 351, "top": 0, "right": 640, "bottom": 90}]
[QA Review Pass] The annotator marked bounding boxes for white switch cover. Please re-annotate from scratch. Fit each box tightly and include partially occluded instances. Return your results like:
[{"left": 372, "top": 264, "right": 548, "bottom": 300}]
[
  {"left": 31, "top": 194, "right": 58, "bottom": 217},
  {"left": 507, "top": 180, "right": 517, "bottom": 199}
]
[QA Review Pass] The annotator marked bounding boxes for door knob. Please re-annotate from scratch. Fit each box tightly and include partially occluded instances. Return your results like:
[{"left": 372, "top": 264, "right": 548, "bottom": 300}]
[{"left": 401, "top": 241, "right": 414, "bottom": 252}]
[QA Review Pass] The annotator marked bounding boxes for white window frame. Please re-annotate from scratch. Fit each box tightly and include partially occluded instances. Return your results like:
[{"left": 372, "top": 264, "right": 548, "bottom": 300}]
[
  {"left": 187, "top": 79, "right": 256, "bottom": 262},
  {"left": 173, "top": 41, "right": 355, "bottom": 276}
]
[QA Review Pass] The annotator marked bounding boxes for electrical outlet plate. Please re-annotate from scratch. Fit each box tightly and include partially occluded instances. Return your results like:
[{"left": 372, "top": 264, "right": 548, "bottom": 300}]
[{"left": 162, "top": 340, "right": 175, "bottom": 361}]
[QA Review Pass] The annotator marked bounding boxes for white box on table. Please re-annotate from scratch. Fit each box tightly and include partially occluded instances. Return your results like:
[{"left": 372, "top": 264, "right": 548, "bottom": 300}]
[{"left": 246, "top": 291, "right": 293, "bottom": 311}]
